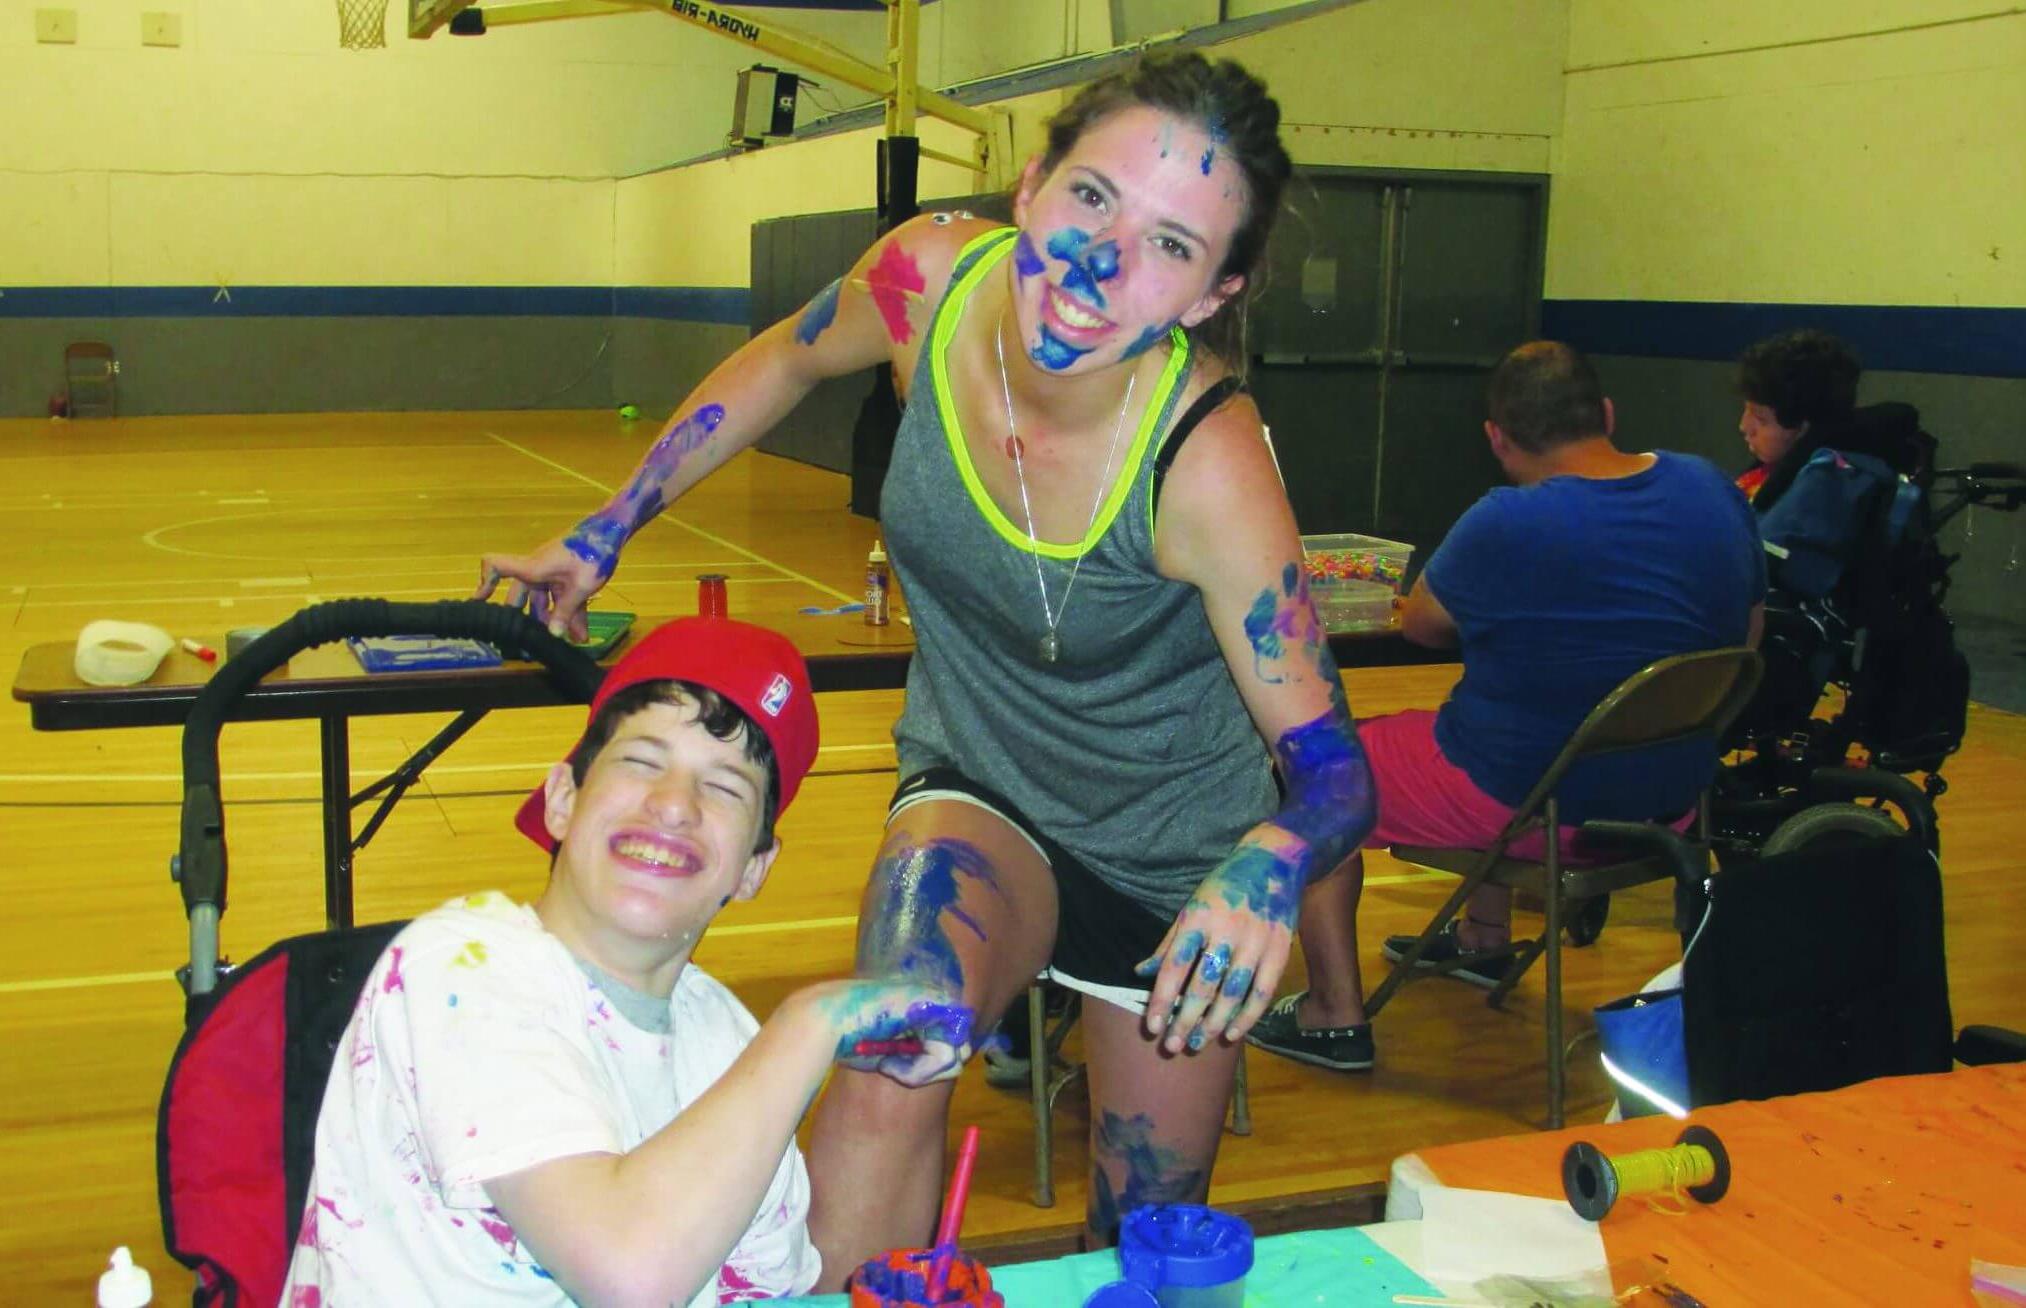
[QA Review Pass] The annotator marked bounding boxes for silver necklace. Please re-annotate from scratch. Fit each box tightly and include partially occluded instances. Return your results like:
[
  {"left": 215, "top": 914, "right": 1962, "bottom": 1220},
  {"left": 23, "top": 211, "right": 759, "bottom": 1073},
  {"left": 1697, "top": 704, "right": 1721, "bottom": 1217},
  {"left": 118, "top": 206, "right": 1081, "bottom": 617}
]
[{"left": 994, "top": 307, "right": 1137, "bottom": 664}]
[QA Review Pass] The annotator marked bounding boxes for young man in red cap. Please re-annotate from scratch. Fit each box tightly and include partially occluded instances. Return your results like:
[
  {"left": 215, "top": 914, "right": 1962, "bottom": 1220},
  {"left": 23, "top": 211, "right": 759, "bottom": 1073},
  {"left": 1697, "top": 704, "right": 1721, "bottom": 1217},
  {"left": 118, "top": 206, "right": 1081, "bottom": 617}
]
[{"left": 282, "top": 617, "right": 975, "bottom": 1307}]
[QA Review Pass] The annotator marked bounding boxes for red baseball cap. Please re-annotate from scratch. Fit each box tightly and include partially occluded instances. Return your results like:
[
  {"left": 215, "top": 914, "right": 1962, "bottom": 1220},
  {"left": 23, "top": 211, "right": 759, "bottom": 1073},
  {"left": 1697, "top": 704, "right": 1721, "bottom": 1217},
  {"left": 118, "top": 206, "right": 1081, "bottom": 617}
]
[{"left": 515, "top": 616, "right": 820, "bottom": 853}]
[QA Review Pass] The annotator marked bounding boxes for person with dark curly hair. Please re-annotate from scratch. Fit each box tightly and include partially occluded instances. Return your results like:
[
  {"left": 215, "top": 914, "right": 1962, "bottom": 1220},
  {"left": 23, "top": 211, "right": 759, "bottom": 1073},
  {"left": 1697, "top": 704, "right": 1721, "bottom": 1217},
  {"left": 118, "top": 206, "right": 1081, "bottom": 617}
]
[{"left": 1735, "top": 328, "right": 1862, "bottom": 507}]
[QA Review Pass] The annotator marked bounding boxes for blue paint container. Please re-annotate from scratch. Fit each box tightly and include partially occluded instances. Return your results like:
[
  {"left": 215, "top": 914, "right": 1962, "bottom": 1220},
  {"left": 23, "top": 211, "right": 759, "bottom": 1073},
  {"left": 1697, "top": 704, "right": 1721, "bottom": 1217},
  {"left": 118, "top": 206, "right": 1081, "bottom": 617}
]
[{"left": 1108, "top": 1204, "right": 1253, "bottom": 1308}]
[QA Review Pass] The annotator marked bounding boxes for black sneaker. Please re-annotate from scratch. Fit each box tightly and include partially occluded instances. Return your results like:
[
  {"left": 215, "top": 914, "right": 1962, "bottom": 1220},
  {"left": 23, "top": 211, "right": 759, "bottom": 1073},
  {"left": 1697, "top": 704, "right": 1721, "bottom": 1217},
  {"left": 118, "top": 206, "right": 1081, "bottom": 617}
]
[
  {"left": 1380, "top": 922, "right": 1530, "bottom": 990},
  {"left": 1244, "top": 991, "right": 1375, "bottom": 1071}
]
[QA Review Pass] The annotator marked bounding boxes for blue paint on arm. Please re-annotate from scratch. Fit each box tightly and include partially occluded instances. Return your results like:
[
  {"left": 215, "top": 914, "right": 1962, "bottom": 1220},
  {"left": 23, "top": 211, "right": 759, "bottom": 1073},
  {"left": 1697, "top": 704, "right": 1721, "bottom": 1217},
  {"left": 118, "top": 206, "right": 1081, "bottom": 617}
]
[
  {"left": 1270, "top": 704, "right": 1378, "bottom": 878},
  {"left": 794, "top": 277, "right": 842, "bottom": 345},
  {"left": 564, "top": 402, "right": 727, "bottom": 575}
]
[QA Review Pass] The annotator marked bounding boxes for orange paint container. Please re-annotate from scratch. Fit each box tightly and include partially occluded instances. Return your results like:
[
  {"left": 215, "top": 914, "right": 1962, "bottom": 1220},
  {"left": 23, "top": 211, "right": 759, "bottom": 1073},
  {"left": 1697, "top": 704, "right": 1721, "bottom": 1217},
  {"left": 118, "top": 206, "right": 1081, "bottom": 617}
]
[{"left": 848, "top": 1247, "right": 1002, "bottom": 1308}]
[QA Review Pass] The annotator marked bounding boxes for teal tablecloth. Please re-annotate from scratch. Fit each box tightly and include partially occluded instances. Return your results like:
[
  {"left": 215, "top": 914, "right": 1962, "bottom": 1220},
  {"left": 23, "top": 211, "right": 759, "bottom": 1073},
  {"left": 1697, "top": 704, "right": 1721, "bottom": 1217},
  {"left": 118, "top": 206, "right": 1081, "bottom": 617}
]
[{"left": 781, "top": 1224, "right": 1439, "bottom": 1306}]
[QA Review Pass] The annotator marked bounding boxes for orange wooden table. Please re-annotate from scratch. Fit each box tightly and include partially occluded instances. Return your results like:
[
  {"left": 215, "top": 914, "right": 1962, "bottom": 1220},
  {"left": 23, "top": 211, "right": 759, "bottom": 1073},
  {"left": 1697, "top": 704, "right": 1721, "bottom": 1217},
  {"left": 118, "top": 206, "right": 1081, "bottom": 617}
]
[{"left": 1396, "top": 1063, "right": 2026, "bottom": 1304}]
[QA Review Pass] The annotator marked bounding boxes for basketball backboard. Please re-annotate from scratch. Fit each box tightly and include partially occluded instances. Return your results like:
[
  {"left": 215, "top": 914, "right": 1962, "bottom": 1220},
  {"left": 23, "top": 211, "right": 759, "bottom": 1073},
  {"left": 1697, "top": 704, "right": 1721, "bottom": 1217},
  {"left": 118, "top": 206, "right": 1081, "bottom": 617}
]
[{"left": 409, "top": 0, "right": 472, "bottom": 37}]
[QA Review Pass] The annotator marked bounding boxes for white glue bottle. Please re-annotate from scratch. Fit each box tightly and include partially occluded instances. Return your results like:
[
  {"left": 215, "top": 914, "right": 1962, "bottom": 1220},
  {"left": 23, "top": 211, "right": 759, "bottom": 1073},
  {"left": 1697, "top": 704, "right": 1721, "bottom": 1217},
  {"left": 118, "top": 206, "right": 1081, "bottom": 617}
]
[
  {"left": 97, "top": 1247, "right": 152, "bottom": 1308},
  {"left": 865, "top": 539, "right": 891, "bottom": 626}
]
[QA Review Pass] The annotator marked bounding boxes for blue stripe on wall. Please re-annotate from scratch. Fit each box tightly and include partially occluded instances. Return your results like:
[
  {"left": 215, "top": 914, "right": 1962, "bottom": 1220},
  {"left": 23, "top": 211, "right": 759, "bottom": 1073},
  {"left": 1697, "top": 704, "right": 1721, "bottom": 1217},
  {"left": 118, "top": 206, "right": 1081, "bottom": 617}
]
[
  {"left": 1543, "top": 300, "right": 2026, "bottom": 379},
  {"left": 0, "top": 285, "right": 751, "bottom": 324},
  {"left": 611, "top": 286, "right": 751, "bottom": 325}
]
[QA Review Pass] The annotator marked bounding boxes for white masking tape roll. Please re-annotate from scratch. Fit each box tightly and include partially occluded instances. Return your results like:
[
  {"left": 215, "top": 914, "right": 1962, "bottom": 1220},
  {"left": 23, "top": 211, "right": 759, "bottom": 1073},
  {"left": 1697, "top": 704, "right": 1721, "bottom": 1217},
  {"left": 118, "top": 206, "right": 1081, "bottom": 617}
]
[{"left": 75, "top": 620, "right": 176, "bottom": 687}]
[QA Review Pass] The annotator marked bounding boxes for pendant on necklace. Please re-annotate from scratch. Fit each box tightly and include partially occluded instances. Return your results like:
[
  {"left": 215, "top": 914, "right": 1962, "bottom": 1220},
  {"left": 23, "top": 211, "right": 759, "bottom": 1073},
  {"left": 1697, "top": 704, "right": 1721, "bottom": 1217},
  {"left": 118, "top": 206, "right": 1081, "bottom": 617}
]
[{"left": 1038, "top": 631, "right": 1061, "bottom": 663}]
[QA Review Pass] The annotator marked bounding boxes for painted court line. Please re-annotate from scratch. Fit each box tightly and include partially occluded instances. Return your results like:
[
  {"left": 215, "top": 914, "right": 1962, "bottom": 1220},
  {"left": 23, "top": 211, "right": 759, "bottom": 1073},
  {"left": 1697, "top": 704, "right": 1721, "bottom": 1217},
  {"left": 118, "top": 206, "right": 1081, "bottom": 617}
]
[
  {"left": 1, "top": 916, "right": 866, "bottom": 995},
  {"left": 483, "top": 431, "right": 858, "bottom": 606},
  {"left": 0, "top": 874, "right": 1454, "bottom": 994},
  {"left": 0, "top": 745, "right": 895, "bottom": 787}
]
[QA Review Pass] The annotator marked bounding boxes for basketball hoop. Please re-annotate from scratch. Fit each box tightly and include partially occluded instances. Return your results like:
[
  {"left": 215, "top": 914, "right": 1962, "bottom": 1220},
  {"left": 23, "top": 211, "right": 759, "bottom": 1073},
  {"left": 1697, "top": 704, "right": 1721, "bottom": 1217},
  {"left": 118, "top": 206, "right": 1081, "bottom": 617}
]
[{"left": 336, "top": 0, "right": 389, "bottom": 49}]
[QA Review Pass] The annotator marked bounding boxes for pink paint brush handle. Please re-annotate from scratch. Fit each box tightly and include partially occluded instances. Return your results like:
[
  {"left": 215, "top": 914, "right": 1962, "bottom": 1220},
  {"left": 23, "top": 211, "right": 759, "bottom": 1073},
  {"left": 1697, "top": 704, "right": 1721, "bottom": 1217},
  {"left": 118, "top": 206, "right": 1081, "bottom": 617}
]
[
  {"left": 926, "top": 1125, "right": 981, "bottom": 1301},
  {"left": 852, "top": 1037, "right": 926, "bottom": 1057}
]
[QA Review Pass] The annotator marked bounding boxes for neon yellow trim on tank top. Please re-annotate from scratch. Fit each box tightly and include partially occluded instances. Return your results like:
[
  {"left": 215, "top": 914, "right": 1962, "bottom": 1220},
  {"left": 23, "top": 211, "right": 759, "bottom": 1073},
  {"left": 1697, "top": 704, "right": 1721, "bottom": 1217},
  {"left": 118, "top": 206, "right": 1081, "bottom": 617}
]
[{"left": 930, "top": 228, "right": 1189, "bottom": 560}]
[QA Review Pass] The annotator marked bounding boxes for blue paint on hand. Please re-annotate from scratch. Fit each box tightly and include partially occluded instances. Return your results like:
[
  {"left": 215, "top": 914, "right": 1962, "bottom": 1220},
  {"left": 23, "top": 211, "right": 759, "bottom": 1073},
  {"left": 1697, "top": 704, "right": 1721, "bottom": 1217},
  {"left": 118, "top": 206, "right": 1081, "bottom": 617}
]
[
  {"left": 1220, "top": 964, "right": 1255, "bottom": 999},
  {"left": 794, "top": 277, "right": 843, "bottom": 345},
  {"left": 1198, "top": 942, "right": 1231, "bottom": 987}
]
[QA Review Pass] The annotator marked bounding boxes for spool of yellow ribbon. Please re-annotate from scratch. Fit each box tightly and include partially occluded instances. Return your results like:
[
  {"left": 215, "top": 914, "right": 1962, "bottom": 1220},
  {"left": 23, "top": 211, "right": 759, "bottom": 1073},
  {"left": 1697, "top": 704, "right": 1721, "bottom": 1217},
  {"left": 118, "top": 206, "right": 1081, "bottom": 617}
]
[{"left": 1561, "top": 1124, "right": 1730, "bottom": 1221}]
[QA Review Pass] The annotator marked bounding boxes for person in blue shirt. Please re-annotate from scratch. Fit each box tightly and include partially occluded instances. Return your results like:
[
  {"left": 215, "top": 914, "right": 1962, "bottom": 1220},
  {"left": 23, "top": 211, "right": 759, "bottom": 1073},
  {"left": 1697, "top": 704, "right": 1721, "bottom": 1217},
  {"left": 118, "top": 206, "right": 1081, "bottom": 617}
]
[{"left": 1248, "top": 340, "right": 1765, "bottom": 1072}]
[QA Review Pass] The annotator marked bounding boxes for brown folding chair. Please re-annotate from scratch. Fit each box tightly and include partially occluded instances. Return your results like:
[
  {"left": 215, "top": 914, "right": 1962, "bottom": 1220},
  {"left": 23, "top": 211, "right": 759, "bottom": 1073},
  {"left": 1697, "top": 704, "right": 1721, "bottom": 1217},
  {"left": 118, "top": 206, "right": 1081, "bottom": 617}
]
[
  {"left": 65, "top": 341, "right": 119, "bottom": 417},
  {"left": 1364, "top": 647, "right": 1764, "bottom": 1127}
]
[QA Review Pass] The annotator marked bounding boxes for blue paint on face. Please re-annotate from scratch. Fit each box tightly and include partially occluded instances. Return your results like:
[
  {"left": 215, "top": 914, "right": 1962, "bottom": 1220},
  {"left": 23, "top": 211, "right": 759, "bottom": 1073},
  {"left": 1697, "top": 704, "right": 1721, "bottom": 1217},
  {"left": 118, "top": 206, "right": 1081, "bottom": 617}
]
[
  {"left": 1045, "top": 226, "right": 1120, "bottom": 312},
  {"left": 1013, "top": 231, "right": 1046, "bottom": 279},
  {"left": 857, "top": 838, "right": 1002, "bottom": 996},
  {"left": 1121, "top": 321, "right": 1175, "bottom": 361},
  {"left": 1031, "top": 325, "right": 1090, "bottom": 372},
  {"left": 1200, "top": 146, "right": 1216, "bottom": 175},
  {"left": 794, "top": 277, "right": 842, "bottom": 345}
]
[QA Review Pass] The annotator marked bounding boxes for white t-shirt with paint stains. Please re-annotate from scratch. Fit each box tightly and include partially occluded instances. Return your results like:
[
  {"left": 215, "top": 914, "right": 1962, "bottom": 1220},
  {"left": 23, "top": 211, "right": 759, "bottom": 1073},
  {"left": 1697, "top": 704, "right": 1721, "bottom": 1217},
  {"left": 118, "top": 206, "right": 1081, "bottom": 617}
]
[{"left": 279, "top": 891, "right": 820, "bottom": 1306}]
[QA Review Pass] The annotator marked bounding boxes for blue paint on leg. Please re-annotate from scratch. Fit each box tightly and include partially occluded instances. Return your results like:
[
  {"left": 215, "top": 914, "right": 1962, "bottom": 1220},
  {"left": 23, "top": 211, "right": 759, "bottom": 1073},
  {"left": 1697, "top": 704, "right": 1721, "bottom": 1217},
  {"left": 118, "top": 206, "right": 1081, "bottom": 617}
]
[{"left": 857, "top": 838, "right": 1004, "bottom": 995}]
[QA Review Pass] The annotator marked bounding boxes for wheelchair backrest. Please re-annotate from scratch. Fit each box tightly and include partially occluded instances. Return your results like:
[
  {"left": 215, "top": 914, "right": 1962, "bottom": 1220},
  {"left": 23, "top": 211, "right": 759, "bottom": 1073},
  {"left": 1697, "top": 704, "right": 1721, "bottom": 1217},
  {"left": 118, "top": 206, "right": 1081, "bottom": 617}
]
[{"left": 158, "top": 921, "right": 404, "bottom": 1307}]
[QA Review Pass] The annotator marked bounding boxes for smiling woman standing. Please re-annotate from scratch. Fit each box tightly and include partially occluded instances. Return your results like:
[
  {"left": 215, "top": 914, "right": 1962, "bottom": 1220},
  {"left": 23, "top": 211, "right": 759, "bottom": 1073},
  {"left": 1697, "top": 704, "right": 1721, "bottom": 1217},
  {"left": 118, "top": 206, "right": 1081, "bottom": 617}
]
[{"left": 479, "top": 52, "right": 1376, "bottom": 1284}]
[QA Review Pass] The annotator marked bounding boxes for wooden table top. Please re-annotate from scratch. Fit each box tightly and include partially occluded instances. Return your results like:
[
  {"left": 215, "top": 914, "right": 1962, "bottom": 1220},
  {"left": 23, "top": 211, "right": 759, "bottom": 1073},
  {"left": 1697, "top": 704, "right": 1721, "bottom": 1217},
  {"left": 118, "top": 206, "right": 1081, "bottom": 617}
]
[{"left": 15, "top": 608, "right": 1433, "bottom": 731}]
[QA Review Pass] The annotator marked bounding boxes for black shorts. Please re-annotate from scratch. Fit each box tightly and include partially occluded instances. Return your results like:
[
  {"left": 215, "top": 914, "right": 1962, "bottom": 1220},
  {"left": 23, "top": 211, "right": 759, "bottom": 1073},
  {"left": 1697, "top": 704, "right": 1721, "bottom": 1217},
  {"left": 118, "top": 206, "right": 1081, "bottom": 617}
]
[{"left": 889, "top": 768, "right": 1174, "bottom": 1005}]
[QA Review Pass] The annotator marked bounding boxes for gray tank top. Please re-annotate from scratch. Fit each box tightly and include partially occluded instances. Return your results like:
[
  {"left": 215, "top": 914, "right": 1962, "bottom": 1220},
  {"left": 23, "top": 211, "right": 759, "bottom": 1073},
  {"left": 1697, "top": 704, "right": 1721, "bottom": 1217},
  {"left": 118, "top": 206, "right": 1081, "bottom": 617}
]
[{"left": 883, "top": 228, "right": 1277, "bottom": 919}]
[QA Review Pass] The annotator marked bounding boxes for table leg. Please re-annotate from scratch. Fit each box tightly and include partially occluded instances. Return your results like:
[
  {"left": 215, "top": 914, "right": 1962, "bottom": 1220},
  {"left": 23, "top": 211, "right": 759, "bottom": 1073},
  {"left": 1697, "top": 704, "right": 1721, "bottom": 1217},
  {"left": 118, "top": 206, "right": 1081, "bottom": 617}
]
[{"left": 321, "top": 714, "right": 354, "bottom": 930}]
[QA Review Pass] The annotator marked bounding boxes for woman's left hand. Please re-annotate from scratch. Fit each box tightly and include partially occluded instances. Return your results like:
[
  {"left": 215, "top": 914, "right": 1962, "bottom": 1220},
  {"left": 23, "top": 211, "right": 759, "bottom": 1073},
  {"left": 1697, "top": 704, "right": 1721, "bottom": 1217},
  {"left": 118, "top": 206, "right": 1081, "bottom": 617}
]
[{"left": 1137, "top": 834, "right": 1308, "bottom": 1054}]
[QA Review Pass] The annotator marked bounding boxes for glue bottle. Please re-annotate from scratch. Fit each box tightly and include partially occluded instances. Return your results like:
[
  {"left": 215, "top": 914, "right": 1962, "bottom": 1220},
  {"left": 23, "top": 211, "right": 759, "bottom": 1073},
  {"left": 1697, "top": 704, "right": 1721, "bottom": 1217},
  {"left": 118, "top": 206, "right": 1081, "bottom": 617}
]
[
  {"left": 97, "top": 1247, "right": 152, "bottom": 1308},
  {"left": 865, "top": 540, "right": 891, "bottom": 626}
]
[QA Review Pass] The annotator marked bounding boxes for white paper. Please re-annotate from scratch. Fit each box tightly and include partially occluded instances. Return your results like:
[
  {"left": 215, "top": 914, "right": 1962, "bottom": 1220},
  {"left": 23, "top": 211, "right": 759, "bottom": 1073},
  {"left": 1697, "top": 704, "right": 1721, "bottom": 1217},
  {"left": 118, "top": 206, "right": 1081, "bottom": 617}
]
[{"left": 1419, "top": 1186, "right": 1609, "bottom": 1286}]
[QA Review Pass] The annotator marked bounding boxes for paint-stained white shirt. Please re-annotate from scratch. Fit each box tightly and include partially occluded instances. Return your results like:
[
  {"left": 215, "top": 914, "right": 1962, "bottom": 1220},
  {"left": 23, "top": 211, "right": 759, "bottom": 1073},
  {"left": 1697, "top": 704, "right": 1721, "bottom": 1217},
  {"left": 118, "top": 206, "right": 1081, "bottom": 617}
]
[{"left": 279, "top": 891, "right": 819, "bottom": 1306}]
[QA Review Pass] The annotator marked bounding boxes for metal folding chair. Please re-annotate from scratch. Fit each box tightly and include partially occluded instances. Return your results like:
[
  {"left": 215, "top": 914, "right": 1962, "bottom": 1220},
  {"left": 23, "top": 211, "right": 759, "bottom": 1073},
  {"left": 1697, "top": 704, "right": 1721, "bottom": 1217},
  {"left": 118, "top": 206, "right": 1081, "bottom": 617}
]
[{"left": 1364, "top": 647, "right": 1764, "bottom": 1127}]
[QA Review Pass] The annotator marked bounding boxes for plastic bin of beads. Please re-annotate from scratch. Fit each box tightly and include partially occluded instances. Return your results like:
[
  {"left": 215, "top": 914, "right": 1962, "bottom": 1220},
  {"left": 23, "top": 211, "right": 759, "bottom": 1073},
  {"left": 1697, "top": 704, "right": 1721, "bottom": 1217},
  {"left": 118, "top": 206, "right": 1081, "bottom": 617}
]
[
  {"left": 1300, "top": 533, "right": 1415, "bottom": 593},
  {"left": 1310, "top": 577, "right": 1398, "bottom": 633}
]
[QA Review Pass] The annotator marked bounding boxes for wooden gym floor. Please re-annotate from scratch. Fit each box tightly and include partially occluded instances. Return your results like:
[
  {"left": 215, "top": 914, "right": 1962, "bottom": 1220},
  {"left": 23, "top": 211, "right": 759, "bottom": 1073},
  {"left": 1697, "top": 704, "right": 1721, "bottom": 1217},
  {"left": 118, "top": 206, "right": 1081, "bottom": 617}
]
[{"left": 4, "top": 411, "right": 2022, "bottom": 1302}]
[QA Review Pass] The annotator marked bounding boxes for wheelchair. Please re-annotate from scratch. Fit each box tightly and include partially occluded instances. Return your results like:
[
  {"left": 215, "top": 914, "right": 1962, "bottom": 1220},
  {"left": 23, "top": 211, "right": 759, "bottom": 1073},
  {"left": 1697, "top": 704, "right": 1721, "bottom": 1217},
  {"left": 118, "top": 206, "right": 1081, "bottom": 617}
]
[
  {"left": 1711, "top": 403, "right": 2026, "bottom": 863},
  {"left": 157, "top": 600, "right": 600, "bottom": 1306}
]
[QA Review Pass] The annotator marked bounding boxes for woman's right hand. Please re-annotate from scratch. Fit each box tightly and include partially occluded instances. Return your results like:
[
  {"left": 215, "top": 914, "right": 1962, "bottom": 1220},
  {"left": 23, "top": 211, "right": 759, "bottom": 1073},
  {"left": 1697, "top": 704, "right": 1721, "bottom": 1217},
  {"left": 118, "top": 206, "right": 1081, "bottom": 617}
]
[{"left": 475, "top": 527, "right": 614, "bottom": 643}]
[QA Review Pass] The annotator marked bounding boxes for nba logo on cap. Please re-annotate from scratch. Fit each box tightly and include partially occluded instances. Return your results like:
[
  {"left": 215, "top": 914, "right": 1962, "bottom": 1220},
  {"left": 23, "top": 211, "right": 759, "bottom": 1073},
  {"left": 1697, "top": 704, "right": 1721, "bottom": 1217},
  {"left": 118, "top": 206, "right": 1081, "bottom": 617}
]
[{"left": 761, "top": 673, "right": 792, "bottom": 717}]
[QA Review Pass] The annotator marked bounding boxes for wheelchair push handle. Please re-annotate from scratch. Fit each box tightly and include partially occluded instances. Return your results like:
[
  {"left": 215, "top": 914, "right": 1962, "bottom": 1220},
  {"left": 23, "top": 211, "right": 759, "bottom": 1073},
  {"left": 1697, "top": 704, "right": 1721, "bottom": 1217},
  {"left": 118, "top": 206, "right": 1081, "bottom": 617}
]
[{"left": 173, "top": 600, "right": 604, "bottom": 943}]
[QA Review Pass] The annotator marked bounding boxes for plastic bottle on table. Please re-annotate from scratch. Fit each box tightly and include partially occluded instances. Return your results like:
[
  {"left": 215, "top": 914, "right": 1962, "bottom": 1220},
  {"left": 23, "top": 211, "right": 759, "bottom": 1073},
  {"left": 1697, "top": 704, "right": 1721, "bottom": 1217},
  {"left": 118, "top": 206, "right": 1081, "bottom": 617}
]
[
  {"left": 865, "top": 540, "right": 891, "bottom": 626},
  {"left": 97, "top": 1247, "right": 152, "bottom": 1308}
]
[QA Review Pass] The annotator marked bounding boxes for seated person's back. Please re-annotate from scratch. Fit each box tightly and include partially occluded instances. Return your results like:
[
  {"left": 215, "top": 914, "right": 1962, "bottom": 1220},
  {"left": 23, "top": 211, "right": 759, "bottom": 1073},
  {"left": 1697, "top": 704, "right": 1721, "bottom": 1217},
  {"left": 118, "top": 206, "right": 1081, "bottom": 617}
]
[
  {"left": 1422, "top": 347, "right": 1765, "bottom": 823},
  {"left": 1432, "top": 453, "right": 1763, "bottom": 819}
]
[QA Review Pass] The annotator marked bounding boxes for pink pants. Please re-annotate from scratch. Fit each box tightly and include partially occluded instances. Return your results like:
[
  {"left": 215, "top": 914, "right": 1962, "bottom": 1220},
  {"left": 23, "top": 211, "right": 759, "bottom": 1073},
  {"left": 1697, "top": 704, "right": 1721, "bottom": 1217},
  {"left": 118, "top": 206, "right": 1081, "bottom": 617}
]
[{"left": 1356, "top": 710, "right": 1691, "bottom": 864}]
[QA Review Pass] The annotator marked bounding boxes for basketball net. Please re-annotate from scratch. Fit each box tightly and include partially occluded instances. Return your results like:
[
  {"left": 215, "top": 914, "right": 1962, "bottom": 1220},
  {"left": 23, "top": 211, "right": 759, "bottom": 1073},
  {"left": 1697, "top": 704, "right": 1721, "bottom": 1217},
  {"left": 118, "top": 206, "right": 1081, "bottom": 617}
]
[{"left": 336, "top": 0, "right": 389, "bottom": 49}]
